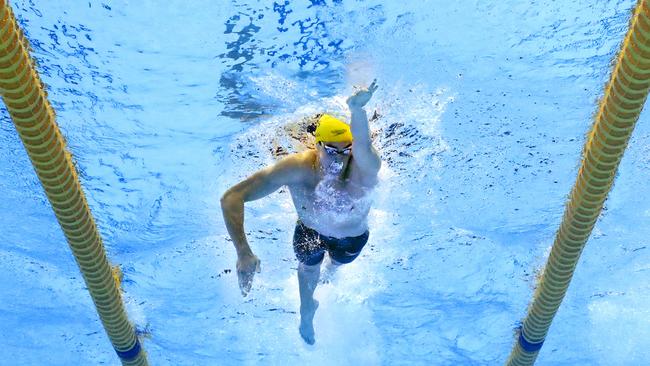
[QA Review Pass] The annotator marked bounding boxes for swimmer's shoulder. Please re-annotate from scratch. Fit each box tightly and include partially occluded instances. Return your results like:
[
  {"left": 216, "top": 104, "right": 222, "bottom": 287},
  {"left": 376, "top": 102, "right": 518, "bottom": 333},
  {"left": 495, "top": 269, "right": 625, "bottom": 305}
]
[
  {"left": 282, "top": 149, "right": 317, "bottom": 170},
  {"left": 274, "top": 149, "right": 318, "bottom": 184}
]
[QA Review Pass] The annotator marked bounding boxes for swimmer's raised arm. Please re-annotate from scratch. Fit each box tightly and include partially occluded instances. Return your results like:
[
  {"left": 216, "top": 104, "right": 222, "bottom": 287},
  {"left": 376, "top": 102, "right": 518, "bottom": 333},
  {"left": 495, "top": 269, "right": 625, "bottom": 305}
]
[
  {"left": 347, "top": 79, "right": 381, "bottom": 174},
  {"left": 221, "top": 153, "right": 310, "bottom": 296}
]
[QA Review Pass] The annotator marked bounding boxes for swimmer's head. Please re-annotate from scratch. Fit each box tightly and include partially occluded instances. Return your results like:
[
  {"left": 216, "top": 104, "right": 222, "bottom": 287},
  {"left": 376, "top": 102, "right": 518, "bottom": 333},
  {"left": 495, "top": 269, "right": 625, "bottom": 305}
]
[
  {"left": 314, "top": 114, "right": 353, "bottom": 143},
  {"left": 312, "top": 114, "right": 353, "bottom": 175},
  {"left": 316, "top": 139, "right": 353, "bottom": 177}
]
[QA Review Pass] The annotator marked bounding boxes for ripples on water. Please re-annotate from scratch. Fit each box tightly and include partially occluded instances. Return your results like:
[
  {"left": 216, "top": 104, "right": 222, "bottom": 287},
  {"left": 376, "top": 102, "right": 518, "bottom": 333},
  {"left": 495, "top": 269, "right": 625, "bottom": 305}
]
[{"left": 1, "top": 0, "right": 650, "bottom": 365}]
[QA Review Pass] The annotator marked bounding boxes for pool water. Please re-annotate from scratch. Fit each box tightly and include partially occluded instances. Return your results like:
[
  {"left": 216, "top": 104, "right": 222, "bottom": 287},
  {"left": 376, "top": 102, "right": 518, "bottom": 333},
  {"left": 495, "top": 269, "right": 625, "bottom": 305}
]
[{"left": 1, "top": 0, "right": 649, "bottom": 365}]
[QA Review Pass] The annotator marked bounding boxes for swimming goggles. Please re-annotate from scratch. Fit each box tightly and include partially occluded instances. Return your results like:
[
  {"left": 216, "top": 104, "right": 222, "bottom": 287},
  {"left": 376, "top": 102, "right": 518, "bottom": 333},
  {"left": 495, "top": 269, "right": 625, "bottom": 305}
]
[{"left": 320, "top": 142, "right": 352, "bottom": 155}]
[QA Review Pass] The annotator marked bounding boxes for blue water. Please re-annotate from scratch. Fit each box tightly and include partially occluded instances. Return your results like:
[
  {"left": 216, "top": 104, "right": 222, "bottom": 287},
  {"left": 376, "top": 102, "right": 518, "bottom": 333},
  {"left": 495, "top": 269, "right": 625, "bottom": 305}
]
[{"left": 1, "top": 0, "right": 650, "bottom": 365}]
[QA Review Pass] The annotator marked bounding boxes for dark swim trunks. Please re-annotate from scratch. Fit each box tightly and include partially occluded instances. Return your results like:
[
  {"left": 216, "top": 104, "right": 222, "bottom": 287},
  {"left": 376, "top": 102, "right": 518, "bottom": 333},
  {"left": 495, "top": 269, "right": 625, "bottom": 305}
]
[{"left": 293, "top": 220, "right": 369, "bottom": 266}]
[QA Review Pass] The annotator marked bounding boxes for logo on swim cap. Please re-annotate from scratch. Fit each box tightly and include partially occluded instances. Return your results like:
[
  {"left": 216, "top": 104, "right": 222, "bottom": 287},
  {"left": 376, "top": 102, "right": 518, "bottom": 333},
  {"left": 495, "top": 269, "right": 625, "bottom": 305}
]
[{"left": 314, "top": 114, "right": 353, "bottom": 143}]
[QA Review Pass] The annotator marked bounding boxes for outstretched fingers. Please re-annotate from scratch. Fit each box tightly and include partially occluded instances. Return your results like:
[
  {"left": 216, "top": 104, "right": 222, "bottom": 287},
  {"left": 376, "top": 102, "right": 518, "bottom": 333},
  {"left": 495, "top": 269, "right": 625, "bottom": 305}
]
[
  {"left": 368, "top": 78, "right": 378, "bottom": 93},
  {"left": 238, "top": 261, "right": 261, "bottom": 296},
  {"left": 238, "top": 270, "right": 254, "bottom": 296},
  {"left": 347, "top": 79, "right": 379, "bottom": 107}
]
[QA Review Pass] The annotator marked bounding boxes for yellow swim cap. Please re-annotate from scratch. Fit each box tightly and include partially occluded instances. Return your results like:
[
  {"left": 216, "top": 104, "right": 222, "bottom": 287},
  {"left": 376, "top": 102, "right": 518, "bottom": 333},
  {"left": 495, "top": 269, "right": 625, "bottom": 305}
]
[{"left": 314, "top": 114, "right": 353, "bottom": 143}]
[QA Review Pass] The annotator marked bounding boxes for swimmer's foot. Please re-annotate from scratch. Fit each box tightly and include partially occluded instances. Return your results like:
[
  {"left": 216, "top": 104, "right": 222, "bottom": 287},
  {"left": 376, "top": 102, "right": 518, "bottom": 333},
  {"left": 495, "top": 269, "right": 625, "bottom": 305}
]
[
  {"left": 319, "top": 268, "right": 334, "bottom": 284},
  {"left": 319, "top": 259, "right": 340, "bottom": 284},
  {"left": 299, "top": 300, "right": 319, "bottom": 345}
]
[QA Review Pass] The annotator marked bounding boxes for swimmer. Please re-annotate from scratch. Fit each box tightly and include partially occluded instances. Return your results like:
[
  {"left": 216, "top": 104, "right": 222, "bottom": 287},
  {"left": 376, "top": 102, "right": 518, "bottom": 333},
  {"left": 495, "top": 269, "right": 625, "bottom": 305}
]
[{"left": 221, "top": 79, "right": 381, "bottom": 345}]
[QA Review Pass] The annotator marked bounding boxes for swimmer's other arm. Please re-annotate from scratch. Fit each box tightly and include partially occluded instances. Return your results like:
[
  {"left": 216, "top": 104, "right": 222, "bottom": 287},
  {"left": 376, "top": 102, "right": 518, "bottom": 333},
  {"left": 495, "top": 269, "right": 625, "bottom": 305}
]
[
  {"left": 220, "top": 153, "right": 309, "bottom": 296},
  {"left": 347, "top": 79, "right": 381, "bottom": 174}
]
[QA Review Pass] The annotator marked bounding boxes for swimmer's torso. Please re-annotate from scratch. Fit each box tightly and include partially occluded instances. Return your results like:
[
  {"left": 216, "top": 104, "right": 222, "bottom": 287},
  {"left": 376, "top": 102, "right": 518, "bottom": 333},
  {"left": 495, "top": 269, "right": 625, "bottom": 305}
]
[{"left": 288, "top": 150, "right": 377, "bottom": 238}]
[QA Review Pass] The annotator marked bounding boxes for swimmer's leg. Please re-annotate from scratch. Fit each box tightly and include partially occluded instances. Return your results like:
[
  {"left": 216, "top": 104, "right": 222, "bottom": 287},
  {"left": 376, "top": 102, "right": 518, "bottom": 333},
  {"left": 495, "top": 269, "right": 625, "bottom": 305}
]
[
  {"left": 319, "top": 256, "right": 343, "bottom": 284},
  {"left": 298, "top": 261, "right": 321, "bottom": 345}
]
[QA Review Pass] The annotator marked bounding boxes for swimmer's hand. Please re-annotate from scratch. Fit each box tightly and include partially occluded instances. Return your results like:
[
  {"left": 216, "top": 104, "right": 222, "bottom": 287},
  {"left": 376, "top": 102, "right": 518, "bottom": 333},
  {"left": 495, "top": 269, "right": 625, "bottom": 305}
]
[
  {"left": 237, "top": 253, "right": 261, "bottom": 297},
  {"left": 347, "top": 79, "right": 378, "bottom": 108}
]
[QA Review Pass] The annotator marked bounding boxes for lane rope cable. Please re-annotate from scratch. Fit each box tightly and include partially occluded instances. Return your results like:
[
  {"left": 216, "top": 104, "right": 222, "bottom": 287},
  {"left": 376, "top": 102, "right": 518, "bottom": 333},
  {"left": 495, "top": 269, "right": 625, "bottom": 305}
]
[
  {"left": 0, "top": 2, "right": 148, "bottom": 365},
  {"left": 506, "top": 1, "right": 650, "bottom": 365}
]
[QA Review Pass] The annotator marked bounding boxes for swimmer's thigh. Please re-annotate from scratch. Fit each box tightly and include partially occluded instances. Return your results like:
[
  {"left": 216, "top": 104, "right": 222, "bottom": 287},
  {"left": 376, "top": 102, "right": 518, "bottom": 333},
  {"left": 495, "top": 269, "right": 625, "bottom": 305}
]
[
  {"left": 327, "top": 231, "right": 369, "bottom": 264},
  {"left": 293, "top": 221, "right": 326, "bottom": 265}
]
